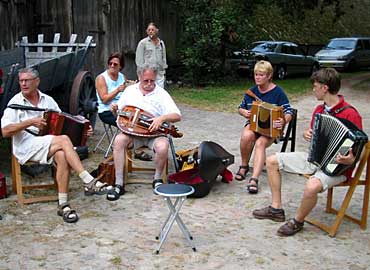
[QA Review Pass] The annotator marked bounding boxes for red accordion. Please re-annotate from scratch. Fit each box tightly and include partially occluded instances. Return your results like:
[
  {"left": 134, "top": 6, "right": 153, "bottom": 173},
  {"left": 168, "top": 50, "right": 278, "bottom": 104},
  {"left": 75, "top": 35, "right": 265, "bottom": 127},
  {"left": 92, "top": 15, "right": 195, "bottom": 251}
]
[{"left": 39, "top": 111, "right": 90, "bottom": 146}]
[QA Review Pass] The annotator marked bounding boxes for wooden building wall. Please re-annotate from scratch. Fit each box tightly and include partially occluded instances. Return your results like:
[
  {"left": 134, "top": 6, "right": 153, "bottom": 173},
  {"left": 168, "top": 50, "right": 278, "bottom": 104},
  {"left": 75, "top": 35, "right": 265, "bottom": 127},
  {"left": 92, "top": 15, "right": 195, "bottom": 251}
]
[{"left": 0, "top": 0, "right": 178, "bottom": 79}]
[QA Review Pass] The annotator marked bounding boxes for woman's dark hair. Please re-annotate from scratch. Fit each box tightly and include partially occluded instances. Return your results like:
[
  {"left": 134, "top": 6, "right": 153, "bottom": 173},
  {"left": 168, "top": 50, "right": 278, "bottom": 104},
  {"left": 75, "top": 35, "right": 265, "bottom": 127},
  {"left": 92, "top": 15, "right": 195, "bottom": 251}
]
[{"left": 107, "top": 52, "right": 124, "bottom": 69}]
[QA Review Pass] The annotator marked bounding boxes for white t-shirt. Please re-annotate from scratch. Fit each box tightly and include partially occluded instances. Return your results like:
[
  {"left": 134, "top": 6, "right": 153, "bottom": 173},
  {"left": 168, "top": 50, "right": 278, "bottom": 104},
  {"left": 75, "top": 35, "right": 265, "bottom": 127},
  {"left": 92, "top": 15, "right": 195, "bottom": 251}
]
[{"left": 116, "top": 83, "right": 181, "bottom": 117}]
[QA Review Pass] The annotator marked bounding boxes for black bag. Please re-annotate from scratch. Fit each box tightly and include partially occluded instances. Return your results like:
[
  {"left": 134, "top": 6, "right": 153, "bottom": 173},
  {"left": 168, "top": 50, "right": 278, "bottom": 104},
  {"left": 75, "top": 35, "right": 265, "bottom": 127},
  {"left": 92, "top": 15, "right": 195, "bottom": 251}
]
[{"left": 168, "top": 141, "right": 234, "bottom": 198}]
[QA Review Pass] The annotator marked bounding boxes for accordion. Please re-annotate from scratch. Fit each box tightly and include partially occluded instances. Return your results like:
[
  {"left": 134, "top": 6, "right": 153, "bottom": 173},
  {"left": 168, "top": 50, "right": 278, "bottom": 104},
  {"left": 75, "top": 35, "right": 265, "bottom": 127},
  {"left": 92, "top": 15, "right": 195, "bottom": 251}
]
[
  {"left": 38, "top": 111, "right": 90, "bottom": 146},
  {"left": 308, "top": 114, "right": 368, "bottom": 176},
  {"left": 250, "top": 101, "right": 283, "bottom": 138}
]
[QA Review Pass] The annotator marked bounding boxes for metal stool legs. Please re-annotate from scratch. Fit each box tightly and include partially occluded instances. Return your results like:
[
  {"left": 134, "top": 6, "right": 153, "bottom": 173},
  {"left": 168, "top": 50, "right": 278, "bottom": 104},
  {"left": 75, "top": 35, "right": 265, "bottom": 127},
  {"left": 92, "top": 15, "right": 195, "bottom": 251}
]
[
  {"left": 155, "top": 195, "right": 196, "bottom": 254},
  {"left": 93, "top": 123, "right": 118, "bottom": 158},
  {"left": 154, "top": 184, "right": 195, "bottom": 253}
]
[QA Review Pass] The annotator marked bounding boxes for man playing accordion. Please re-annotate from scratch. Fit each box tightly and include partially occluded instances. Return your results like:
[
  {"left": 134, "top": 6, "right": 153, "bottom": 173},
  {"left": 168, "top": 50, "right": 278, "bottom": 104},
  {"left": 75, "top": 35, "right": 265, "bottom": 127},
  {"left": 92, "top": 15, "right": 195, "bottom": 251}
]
[
  {"left": 252, "top": 68, "right": 363, "bottom": 236},
  {"left": 1, "top": 68, "right": 109, "bottom": 223}
]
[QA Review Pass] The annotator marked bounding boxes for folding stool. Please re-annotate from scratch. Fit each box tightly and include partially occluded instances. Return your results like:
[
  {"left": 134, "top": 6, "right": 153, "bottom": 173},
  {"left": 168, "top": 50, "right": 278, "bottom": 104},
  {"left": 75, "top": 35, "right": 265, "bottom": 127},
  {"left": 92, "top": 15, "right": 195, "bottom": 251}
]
[
  {"left": 154, "top": 183, "right": 196, "bottom": 254},
  {"left": 93, "top": 122, "right": 118, "bottom": 158}
]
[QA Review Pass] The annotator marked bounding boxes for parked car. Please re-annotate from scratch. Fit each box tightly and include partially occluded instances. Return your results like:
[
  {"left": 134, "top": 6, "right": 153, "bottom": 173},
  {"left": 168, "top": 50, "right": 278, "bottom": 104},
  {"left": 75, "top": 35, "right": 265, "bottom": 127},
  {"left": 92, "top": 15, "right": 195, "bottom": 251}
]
[
  {"left": 232, "top": 41, "right": 320, "bottom": 79},
  {"left": 315, "top": 37, "right": 370, "bottom": 71}
]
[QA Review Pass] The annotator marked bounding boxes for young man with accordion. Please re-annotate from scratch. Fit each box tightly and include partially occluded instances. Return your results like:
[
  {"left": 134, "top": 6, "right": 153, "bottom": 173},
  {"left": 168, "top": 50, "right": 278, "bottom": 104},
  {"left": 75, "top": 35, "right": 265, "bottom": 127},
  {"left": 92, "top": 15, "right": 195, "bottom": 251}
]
[
  {"left": 252, "top": 68, "right": 366, "bottom": 236},
  {"left": 1, "top": 68, "right": 109, "bottom": 223}
]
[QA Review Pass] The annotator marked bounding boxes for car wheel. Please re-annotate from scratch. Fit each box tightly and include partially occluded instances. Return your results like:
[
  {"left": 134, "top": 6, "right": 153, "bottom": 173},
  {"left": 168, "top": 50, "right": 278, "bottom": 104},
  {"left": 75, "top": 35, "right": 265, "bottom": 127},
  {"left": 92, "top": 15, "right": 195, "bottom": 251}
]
[
  {"left": 311, "top": 63, "right": 320, "bottom": 74},
  {"left": 276, "top": 65, "right": 287, "bottom": 80}
]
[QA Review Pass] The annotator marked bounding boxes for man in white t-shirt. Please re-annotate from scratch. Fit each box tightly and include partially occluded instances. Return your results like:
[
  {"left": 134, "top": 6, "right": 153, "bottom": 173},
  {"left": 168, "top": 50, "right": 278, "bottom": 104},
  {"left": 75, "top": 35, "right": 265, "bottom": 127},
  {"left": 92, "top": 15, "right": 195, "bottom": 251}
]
[{"left": 108, "top": 65, "right": 181, "bottom": 201}]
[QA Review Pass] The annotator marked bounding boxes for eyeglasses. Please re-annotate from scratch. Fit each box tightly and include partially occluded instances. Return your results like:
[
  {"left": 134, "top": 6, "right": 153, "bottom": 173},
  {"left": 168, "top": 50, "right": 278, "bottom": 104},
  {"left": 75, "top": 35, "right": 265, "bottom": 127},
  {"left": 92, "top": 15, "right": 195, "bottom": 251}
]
[
  {"left": 108, "top": 62, "right": 119, "bottom": 67},
  {"left": 19, "top": 78, "right": 36, "bottom": 84},
  {"left": 143, "top": 79, "right": 155, "bottom": 84}
]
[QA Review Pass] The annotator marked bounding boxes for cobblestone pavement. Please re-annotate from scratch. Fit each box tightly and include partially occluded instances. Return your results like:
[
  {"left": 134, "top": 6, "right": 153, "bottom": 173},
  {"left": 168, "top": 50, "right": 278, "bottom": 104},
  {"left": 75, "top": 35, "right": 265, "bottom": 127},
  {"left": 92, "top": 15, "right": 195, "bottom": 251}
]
[{"left": 0, "top": 74, "right": 369, "bottom": 270}]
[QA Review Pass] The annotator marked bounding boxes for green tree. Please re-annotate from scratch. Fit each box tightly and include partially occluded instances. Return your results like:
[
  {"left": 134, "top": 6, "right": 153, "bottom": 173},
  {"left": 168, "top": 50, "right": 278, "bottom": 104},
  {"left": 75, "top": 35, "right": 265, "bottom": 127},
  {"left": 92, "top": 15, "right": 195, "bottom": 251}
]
[{"left": 175, "top": 0, "right": 250, "bottom": 85}]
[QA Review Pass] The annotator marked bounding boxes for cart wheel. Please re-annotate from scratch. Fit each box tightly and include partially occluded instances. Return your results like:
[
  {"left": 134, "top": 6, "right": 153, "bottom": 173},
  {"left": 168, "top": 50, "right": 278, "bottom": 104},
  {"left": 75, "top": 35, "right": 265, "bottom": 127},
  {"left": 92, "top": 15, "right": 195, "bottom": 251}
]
[{"left": 70, "top": 71, "right": 97, "bottom": 127}]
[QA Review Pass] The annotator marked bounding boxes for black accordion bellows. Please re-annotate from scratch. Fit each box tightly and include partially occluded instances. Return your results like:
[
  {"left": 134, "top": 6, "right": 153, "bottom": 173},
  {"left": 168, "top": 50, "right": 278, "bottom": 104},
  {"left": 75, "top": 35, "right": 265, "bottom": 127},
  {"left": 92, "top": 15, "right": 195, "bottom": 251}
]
[{"left": 308, "top": 114, "right": 368, "bottom": 176}]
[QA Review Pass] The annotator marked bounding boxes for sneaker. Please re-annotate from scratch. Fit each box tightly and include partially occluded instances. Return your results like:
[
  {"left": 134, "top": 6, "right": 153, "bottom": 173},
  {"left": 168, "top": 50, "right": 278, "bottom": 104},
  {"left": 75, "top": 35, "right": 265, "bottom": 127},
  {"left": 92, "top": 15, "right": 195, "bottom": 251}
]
[
  {"left": 252, "top": 206, "right": 286, "bottom": 222},
  {"left": 84, "top": 179, "right": 109, "bottom": 196},
  {"left": 152, "top": 179, "right": 164, "bottom": 189},
  {"left": 277, "top": 218, "right": 304, "bottom": 237}
]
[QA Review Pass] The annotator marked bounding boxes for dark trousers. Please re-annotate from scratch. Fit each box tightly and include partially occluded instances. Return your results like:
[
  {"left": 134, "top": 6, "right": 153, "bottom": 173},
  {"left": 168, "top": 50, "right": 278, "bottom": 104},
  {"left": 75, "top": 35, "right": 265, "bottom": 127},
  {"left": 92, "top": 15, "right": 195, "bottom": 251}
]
[{"left": 99, "top": 111, "right": 117, "bottom": 126}]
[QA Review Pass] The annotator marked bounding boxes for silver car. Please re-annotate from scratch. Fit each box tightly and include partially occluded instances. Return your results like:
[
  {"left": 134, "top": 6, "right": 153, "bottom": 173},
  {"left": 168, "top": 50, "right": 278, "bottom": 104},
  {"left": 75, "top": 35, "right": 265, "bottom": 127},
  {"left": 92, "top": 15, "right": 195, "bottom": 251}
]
[
  {"left": 315, "top": 37, "right": 370, "bottom": 71},
  {"left": 235, "top": 41, "right": 320, "bottom": 79}
]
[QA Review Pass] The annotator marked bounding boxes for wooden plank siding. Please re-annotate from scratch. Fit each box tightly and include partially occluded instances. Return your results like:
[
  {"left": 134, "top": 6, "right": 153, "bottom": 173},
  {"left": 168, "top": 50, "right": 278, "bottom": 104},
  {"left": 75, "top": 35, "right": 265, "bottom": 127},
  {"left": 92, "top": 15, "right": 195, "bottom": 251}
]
[{"left": 0, "top": 0, "right": 178, "bottom": 79}]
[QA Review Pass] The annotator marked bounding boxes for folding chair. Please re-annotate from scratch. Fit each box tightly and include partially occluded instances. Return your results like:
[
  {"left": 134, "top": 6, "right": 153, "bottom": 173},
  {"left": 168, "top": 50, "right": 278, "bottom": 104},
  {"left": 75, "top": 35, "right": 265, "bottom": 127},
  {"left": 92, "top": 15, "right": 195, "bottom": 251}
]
[
  {"left": 305, "top": 141, "right": 370, "bottom": 237},
  {"left": 11, "top": 154, "right": 58, "bottom": 205},
  {"left": 93, "top": 121, "right": 118, "bottom": 158},
  {"left": 280, "top": 108, "right": 297, "bottom": 152}
]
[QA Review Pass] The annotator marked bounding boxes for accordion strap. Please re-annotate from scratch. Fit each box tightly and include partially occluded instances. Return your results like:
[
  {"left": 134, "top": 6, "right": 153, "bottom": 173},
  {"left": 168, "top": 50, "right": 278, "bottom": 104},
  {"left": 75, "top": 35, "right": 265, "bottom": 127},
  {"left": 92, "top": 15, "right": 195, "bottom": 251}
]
[
  {"left": 325, "top": 105, "right": 355, "bottom": 116},
  {"left": 245, "top": 89, "right": 262, "bottom": 102}
]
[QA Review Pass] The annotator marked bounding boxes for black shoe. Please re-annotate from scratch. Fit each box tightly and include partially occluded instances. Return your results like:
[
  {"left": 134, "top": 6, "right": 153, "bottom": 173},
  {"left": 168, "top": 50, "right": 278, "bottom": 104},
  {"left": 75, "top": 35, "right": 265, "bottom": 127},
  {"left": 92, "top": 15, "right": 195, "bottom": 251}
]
[
  {"left": 152, "top": 179, "right": 164, "bottom": 189},
  {"left": 106, "top": 185, "right": 125, "bottom": 201}
]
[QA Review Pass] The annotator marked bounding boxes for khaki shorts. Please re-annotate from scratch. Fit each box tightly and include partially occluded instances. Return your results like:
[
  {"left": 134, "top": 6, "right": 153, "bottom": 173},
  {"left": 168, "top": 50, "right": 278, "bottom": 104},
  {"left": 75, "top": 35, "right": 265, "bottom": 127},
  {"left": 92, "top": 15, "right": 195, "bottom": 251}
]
[
  {"left": 275, "top": 151, "right": 346, "bottom": 191},
  {"left": 29, "top": 135, "right": 54, "bottom": 164}
]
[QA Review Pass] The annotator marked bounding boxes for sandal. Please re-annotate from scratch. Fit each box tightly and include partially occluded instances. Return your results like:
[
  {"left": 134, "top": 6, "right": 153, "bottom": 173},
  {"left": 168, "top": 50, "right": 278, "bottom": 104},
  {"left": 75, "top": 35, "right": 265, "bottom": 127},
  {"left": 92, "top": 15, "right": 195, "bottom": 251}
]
[
  {"left": 84, "top": 179, "right": 110, "bottom": 196},
  {"left": 134, "top": 149, "right": 152, "bottom": 161},
  {"left": 234, "top": 165, "right": 249, "bottom": 181},
  {"left": 106, "top": 184, "right": 125, "bottom": 201},
  {"left": 247, "top": 177, "right": 259, "bottom": 194},
  {"left": 57, "top": 203, "right": 79, "bottom": 223}
]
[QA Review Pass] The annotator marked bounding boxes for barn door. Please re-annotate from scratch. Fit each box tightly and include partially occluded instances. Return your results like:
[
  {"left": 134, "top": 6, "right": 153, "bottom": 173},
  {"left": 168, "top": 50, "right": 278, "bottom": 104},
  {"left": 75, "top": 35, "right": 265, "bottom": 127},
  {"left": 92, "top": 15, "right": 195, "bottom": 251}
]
[{"left": 72, "top": 0, "right": 106, "bottom": 75}]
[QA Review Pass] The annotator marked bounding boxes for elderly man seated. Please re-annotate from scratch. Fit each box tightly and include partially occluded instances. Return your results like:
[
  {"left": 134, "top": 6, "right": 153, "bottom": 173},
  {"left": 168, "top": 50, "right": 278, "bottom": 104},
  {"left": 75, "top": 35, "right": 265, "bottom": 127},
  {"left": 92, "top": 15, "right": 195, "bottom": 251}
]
[
  {"left": 107, "top": 65, "right": 181, "bottom": 201},
  {"left": 1, "top": 67, "right": 109, "bottom": 223}
]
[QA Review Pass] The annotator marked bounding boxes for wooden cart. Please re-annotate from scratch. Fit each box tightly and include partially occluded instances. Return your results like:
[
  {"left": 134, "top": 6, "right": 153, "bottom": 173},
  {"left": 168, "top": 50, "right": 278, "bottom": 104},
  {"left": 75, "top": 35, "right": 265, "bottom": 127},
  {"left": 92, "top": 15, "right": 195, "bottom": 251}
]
[{"left": 0, "top": 33, "right": 97, "bottom": 130}]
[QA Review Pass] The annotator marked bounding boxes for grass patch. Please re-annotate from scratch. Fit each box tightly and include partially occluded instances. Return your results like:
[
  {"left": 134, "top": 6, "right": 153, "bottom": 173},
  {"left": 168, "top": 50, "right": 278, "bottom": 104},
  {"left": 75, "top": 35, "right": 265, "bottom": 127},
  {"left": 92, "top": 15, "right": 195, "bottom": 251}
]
[
  {"left": 169, "top": 72, "right": 368, "bottom": 112},
  {"left": 169, "top": 77, "right": 312, "bottom": 112}
]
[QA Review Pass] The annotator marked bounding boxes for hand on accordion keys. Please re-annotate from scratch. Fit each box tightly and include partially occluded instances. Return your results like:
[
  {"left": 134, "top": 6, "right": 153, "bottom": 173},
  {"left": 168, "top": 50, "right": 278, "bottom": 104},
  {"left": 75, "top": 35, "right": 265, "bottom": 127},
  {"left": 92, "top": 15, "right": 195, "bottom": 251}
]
[
  {"left": 272, "top": 117, "right": 284, "bottom": 130},
  {"left": 335, "top": 148, "right": 355, "bottom": 165},
  {"left": 303, "top": 128, "right": 313, "bottom": 142},
  {"left": 31, "top": 117, "right": 48, "bottom": 131}
]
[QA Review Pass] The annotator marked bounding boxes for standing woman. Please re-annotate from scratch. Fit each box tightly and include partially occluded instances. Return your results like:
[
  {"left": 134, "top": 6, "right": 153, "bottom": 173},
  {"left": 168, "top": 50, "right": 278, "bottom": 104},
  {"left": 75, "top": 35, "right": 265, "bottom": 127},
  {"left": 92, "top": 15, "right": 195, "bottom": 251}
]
[
  {"left": 96, "top": 52, "right": 127, "bottom": 126},
  {"left": 235, "top": 60, "right": 293, "bottom": 193}
]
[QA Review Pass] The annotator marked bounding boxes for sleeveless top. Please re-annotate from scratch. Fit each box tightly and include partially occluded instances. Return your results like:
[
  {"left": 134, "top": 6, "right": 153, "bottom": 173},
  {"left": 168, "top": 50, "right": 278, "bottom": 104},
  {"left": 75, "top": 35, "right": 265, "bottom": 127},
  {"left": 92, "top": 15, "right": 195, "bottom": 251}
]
[{"left": 96, "top": 70, "right": 125, "bottom": 113}]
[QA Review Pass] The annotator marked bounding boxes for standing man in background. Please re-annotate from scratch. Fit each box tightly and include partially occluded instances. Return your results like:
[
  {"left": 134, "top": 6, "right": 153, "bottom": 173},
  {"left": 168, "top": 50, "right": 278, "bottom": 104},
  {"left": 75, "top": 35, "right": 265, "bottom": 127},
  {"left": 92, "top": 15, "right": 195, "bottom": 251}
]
[{"left": 135, "top": 22, "right": 168, "bottom": 88}]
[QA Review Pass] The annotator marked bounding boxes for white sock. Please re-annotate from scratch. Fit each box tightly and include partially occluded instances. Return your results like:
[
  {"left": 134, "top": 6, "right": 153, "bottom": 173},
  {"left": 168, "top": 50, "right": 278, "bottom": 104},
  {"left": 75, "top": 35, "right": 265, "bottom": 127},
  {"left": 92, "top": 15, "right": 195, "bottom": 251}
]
[
  {"left": 58, "top": 193, "right": 68, "bottom": 205},
  {"left": 154, "top": 171, "right": 162, "bottom": 180},
  {"left": 115, "top": 172, "right": 124, "bottom": 186},
  {"left": 79, "top": 170, "right": 94, "bottom": 184}
]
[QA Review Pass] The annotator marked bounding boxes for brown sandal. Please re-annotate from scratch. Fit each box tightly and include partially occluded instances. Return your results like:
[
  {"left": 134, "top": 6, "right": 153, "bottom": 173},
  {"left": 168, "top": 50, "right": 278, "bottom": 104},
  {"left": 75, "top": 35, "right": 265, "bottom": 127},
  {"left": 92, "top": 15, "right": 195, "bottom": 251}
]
[{"left": 235, "top": 165, "right": 249, "bottom": 181}]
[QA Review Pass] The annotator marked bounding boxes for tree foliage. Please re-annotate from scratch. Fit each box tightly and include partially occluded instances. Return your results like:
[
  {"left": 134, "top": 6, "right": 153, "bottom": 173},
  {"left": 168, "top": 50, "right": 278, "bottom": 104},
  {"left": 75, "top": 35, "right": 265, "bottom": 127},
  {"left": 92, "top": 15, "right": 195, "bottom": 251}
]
[{"left": 174, "top": 0, "right": 370, "bottom": 85}]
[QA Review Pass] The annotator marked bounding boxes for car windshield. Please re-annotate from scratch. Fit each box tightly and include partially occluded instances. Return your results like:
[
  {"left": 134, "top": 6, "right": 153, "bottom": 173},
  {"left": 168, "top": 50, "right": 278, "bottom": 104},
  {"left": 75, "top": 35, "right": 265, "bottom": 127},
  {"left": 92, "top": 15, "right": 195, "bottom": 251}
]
[
  {"left": 252, "top": 43, "right": 277, "bottom": 52},
  {"left": 326, "top": 40, "right": 356, "bottom": 50}
]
